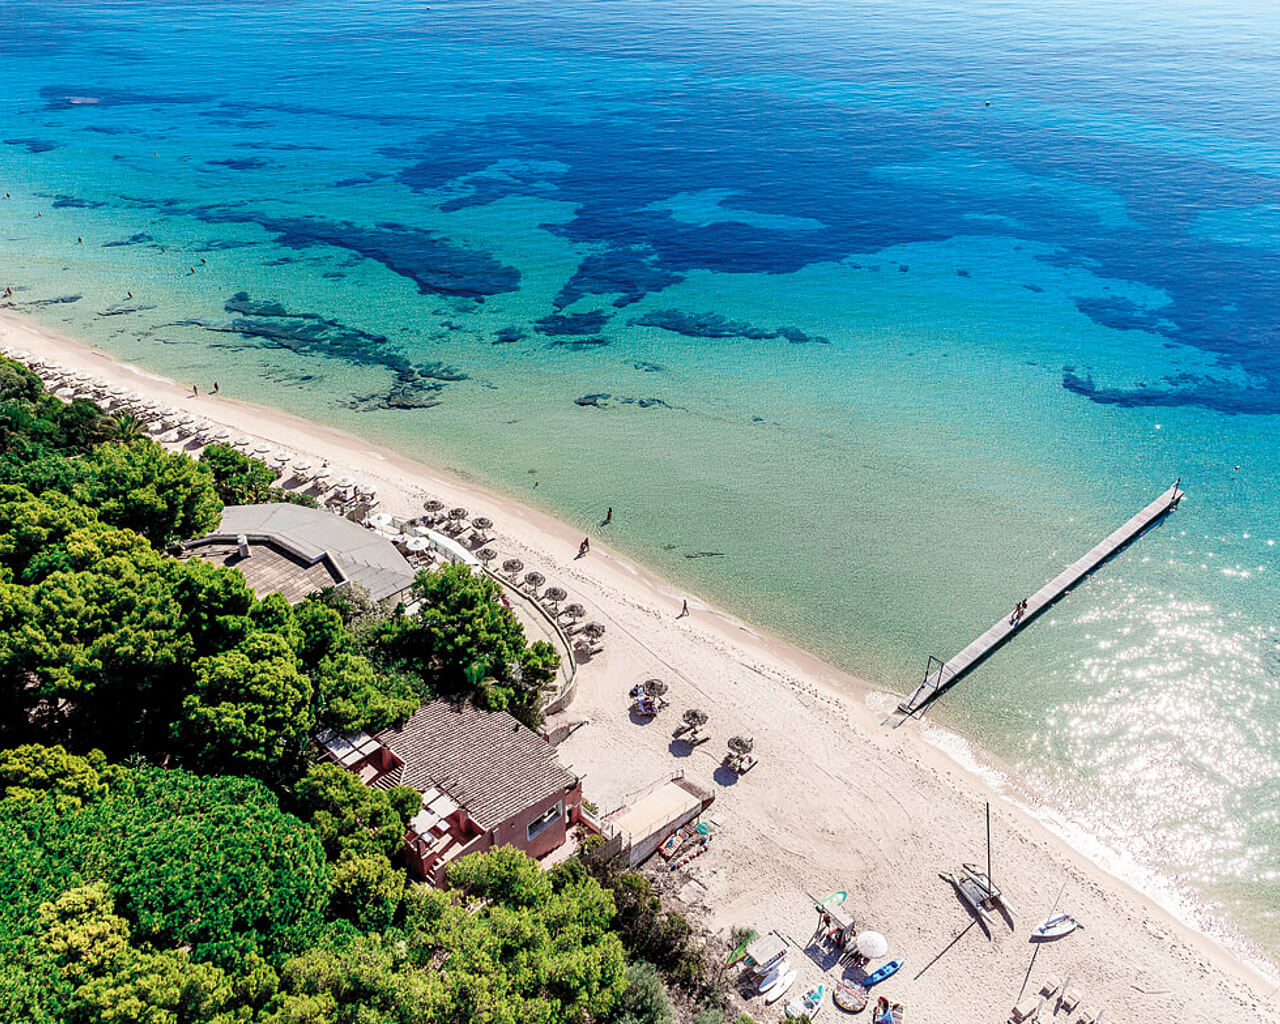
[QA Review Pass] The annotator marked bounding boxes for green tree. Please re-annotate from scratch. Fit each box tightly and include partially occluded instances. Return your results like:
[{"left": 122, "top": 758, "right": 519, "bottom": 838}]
[
  {"left": 177, "top": 633, "right": 315, "bottom": 783},
  {"left": 375, "top": 564, "right": 552, "bottom": 725},
  {"left": 0, "top": 744, "right": 111, "bottom": 811},
  {"left": 612, "top": 962, "right": 674, "bottom": 1024},
  {"left": 293, "top": 763, "right": 417, "bottom": 862},
  {"left": 76, "top": 439, "right": 222, "bottom": 546},
  {"left": 199, "top": 443, "right": 276, "bottom": 506},
  {"left": 104, "top": 412, "right": 148, "bottom": 444},
  {"left": 330, "top": 854, "right": 406, "bottom": 932}
]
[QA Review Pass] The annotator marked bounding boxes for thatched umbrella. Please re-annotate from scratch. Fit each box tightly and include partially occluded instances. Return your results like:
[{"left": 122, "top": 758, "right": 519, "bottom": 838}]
[
  {"left": 471, "top": 516, "right": 493, "bottom": 531},
  {"left": 476, "top": 548, "right": 497, "bottom": 563},
  {"left": 682, "top": 708, "right": 708, "bottom": 728},
  {"left": 502, "top": 558, "right": 524, "bottom": 575},
  {"left": 561, "top": 603, "right": 585, "bottom": 621},
  {"left": 581, "top": 621, "right": 606, "bottom": 641},
  {"left": 449, "top": 507, "right": 469, "bottom": 521},
  {"left": 543, "top": 586, "right": 567, "bottom": 608},
  {"left": 643, "top": 678, "right": 668, "bottom": 697},
  {"left": 423, "top": 499, "right": 445, "bottom": 514},
  {"left": 728, "top": 735, "right": 754, "bottom": 755},
  {"left": 523, "top": 571, "right": 545, "bottom": 592}
]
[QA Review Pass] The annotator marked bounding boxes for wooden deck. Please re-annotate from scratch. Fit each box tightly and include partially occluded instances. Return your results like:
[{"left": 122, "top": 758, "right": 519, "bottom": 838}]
[{"left": 888, "top": 482, "right": 1184, "bottom": 726}]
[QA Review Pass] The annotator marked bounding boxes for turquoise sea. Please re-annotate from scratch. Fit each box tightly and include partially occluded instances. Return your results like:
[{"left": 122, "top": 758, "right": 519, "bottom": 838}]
[{"left": 2, "top": 0, "right": 1277, "bottom": 973}]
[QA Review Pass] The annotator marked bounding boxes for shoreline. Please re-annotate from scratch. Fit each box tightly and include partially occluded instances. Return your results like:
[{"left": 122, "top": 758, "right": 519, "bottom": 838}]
[{"left": 3, "top": 306, "right": 1277, "bottom": 1022}]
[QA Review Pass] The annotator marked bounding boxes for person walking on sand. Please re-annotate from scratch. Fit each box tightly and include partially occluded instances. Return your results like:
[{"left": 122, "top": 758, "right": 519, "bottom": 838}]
[
  {"left": 578, "top": 537, "right": 590, "bottom": 557},
  {"left": 191, "top": 384, "right": 199, "bottom": 397},
  {"left": 679, "top": 598, "right": 689, "bottom": 618},
  {"left": 212, "top": 381, "right": 220, "bottom": 394}
]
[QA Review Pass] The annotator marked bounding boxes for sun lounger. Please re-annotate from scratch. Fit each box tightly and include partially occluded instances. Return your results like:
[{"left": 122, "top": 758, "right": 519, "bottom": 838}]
[
  {"left": 1010, "top": 997, "right": 1039, "bottom": 1022},
  {"left": 1075, "top": 1007, "right": 1098, "bottom": 1024},
  {"left": 1060, "top": 988, "right": 1082, "bottom": 1013},
  {"left": 1039, "top": 977, "right": 1061, "bottom": 998}
]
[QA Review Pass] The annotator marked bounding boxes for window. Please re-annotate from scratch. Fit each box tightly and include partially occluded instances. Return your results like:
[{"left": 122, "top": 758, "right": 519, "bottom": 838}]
[{"left": 526, "top": 801, "right": 563, "bottom": 842}]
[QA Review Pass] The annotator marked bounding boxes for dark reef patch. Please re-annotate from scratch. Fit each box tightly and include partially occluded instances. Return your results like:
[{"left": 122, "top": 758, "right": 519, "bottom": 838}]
[
  {"left": 98, "top": 303, "right": 155, "bottom": 316},
  {"left": 4, "top": 138, "right": 60, "bottom": 153},
  {"left": 321, "top": 271, "right": 346, "bottom": 279},
  {"left": 102, "top": 232, "right": 155, "bottom": 248},
  {"left": 18, "top": 295, "right": 82, "bottom": 307},
  {"left": 224, "top": 291, "right": 320, "bottom": 319},
  {"left": 1062, "top": 370, "right": 1276, "bottom": 414},
  {"left": 534, "top": 310, "right": 610, "bottom": 335},
  {"left": 633, "top": 360, "right": 664, "bottom": 373},
  {"left": 205, "top": 156, "right": 273, "bottom": 171},
  {"left": 39, "top": 85, "right": 216, "bottom": 110},
  {"left": 494, "top": 326, "right": 526, "bottom": 344},
  {"left": 633, "top": 309, "right": 828, "bottom": 345},
  {"left": 1073, "top": 296, "right": 1176, "bottom": 335},
  {"left": 47, "top": 194, "right": 109, "bottom": 209},
  {"left": 189, "top": 208, "right": 520, "bottom": 300},
  {"left": 555, "top": 247, "right": 682, "bottom": 309},
  {"left": 574, "top": 393, "right": 670, "bottom": 409}
]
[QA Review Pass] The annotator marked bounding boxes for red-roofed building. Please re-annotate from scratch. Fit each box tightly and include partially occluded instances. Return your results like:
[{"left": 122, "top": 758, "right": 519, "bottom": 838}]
[{"left": 317, "top": 701, "right": 586, "bottom": 885}]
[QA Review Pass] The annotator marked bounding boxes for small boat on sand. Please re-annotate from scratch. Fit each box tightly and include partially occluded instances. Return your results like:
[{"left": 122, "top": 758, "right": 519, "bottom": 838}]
[
  {"left": 785, "top": 982, "right": 825, "bottom": 1019},
  {"left": 1032, "top": 912, "right": 1078, "bottom": 941},
  {"left": 833, "top": 981, "right": 868, "bottom": 1013},
  {"left": 862, "top": 958, "right": 903, "bottom": 988},
  {"left": 764, "top": 968, "right": 799, "bottom": 1004},
  {"left": 872, "top": 996, "right": 905, "bottom": 1024},
  {"left": 962, "top": 863, "right": 1019, "bottom": 917},
  {"left": 940, "top": 871, "right": 995, "bottom": 927}
]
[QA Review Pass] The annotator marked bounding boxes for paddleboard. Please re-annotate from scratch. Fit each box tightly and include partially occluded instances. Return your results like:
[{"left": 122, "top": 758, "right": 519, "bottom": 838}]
[
  {"left": 862, "top": 957, "right": 904, "bottom": 988},
  {"left": 785, "top": 983, "right": 825, "bottom": 1019},
  {"left": 756, "top": 959, "right": 790, "bottom": 993},
  {"left": 764, "top": 969, "right": 798, "bottom": 1004}
]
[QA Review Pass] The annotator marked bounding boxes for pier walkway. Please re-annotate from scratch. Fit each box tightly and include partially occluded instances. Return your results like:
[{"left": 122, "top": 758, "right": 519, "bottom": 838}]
[{"left": 887, "top": 481, "right": 1184, "bottom": 726}]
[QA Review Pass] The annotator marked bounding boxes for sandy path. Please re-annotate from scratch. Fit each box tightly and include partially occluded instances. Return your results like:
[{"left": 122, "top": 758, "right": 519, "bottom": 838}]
[{"left": 3, "top": 309, "right": 1277, "bottom": 1024}]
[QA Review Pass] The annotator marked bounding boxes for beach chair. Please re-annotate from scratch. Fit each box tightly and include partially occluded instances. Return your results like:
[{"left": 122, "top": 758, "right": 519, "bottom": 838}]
[
  {"left": 1009, "top": 997, "right": 1039, "bottom": 1022},
  {"left": 1075, "top": 1007, "right": 1098, "bottom": 1024},
  {"left": 1039, "top": 976, "right": 1061, "bottom": 998},
  {"left": 1059, "top": 987, "right": 1082, "bottom": 1013}
]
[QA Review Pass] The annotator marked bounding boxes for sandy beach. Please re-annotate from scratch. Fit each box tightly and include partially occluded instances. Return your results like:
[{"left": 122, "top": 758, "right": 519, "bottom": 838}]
[{"left": 3, "top": 307, "right": 1277, "bottom": 1024}]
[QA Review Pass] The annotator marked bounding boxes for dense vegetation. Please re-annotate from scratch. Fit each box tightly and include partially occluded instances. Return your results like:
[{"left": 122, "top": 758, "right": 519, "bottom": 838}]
[{"left": 0, "top": 357, "right": 719, "bottom": 1023}]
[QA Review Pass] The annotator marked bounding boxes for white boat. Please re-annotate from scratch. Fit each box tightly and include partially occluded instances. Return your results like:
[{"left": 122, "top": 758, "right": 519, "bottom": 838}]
[
  {"left": 1031, "top": 912, "right": 1078, "bottom": 941},
  {"left": 962, "top": 862, "right": 1019, "bottom": 917},
  {"left": 763, "top": 968, "right": 798, "bottom": 1004},
  {"left": 941, "top": 871, "right": 995, "bottom": 926},
  {"left": 785, "top": 983, "right": 825, "bottom": 1018},
  {"left": 756, "top": 959, "right": 790, "bottom": 994}
]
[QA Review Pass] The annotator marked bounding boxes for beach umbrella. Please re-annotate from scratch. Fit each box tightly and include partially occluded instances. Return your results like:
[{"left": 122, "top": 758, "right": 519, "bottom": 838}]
[
  {"left": 108, "top": 385, "right": 128, "bottom": 396},
  {"left": 369, "top": 512, "right": 396, "bottom": 529},
  {"left": 561, "top": 603, "right": 585, "bottom": 620},
  {"left": 449, "top": 507, "right": 468, "bottom": 520},
  {"left": 727, "top": 735, "right": 754, "bottom": 755},
  {"left": 855, "top": 932, "right": 888, "bottom": 959},
  {"left": 174, "top": 413, "right": 195, "bottom": 426},
  {"left": 405, "top": 536, "right": 432, "bottom": 553},
  {"left": 523, "top": 571, "right": 545, "bottom": 591},
  {"left": 476, "top": 548, "right": 497, "bottom": 563},
  {"left": 543, "top": 586, "right": 567, "bottom": 607},
  {"left": 643, "top": 678, "right": 668, "bottom": 697},
  {"left": 581, "top": 621, "right": 606, "bottom": 641},
  {"left": 159, "top": 405, "right": 180, "bottom": 417},
  {"left": 502, "top": 558, "right": 524, "bottom": 575},
  {"left": 232, "top": 435, "right": 252, "bottom": 448},
  {"left": 252, "top": 442, "right": 272, "bottom": 455},
  {"left": 73, "top": 371, "right": 93, "bottom": 383},
  {"left": 423, "top": 498, "right": 445, "bottom": 513},
  {"left": 211, "top": 427, "right": 232, "bottom": 440},
  {"left": 272, "top": 450, "right": 291, "bottom": 464},
  {"left": 471, "top": 516, "right": 493, "bottom": 531},
  {"left": 291, "top": 459, "right": 312, "bottom": 474},
  {"left": 681, "top": 708, "right": 708, "bottom": 728},
  {"left": 55, "top": 386, "right": 76, "bottom": 399},
  {"left": 192, "top": 420, "right": 213, "bottom": 432},
  {"left": 312, "top": 466, "right": 332, "bottom": 482},
  {"left": 357, "top": 482, "right": 377, "bottom": 497},
  {"left": 334, "top": 476, "right": 355, "bottom": 490}
]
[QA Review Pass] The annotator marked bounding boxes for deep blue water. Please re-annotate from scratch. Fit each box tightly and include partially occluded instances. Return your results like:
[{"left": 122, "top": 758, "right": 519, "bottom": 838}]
[{"left": 2, "top": 0, "right": 1278, "bottom": 973}]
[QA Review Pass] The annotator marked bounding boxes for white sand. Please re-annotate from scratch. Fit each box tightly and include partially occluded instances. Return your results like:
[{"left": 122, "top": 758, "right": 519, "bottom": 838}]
[{"left": 4, "top": 309, "right": 1278, "bottom": 1024}]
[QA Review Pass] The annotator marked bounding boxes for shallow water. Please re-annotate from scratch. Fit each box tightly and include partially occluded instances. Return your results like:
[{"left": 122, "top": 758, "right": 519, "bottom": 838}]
[{"left": 2, "top": 0, "right": 1277, "bottom": 970}]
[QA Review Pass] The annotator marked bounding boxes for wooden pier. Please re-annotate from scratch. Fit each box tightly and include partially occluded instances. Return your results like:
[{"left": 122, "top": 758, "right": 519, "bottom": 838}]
[{"left": 887, "top": 481, "right": 1184, "bottom": 726}]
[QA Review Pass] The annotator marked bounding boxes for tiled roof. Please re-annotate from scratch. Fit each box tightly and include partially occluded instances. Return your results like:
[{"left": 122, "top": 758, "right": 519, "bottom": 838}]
[
  {"left": 187, "top": 504, "right": 415, "bottom": 602},
  {"left": 376, "top": 702, "right": 576, "bottom": 830}
]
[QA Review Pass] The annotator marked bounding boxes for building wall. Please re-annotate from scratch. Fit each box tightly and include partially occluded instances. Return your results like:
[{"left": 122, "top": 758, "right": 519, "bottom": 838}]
[{"left": 488, "top": 782, "right": 583, "bottom": 862}]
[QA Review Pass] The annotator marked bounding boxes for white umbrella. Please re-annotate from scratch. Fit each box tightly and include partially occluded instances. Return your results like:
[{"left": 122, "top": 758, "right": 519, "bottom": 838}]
[
  {"left": 233, "top": 435, "right": 253, "bottom": 448},
  {"left": 55, "top": 386, "right": 76, "bottom": 399},
  {"left": 193, "top": 420, "right": 214, "bottom": 433},
  {"left": 175, "top": 413, "right": 195, "bottom": 426},
  {"left": 312, "top": 467, "right": 332, "bottom": 482},
  {"left": 160, "top": 406, "right": 181, "bottom": 418},
  {"left": 108, "top": 385, "right": 128, "bottom": 397},
  {"left": 856, "top": 931, "right": 888, "bottom": 959},
  {"left": 212, "top": 427, "right": 232, "bottom": 440},
  {"left": 334, "top": 476, "right": 355, "bottom": 490},
  {"left": 405, "top": 536, "right": 432, "bottom": 552},
  {"left": 369, "top": 512, "right": 396, "bottom": 529},
  {"left": 291, "top": 459, "right": 312, "bottom": 474},
  {"left": 356, "top": 482, "right": 377, "bottom": 497},
  {"left": 252, "top": 442, "right": 272, "bottom": 455},
  {"left": 272, "top": 451, "right": 291, "bottom": 464}
]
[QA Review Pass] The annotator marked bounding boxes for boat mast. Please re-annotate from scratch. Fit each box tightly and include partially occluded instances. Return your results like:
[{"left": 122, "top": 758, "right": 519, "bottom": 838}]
[{"left": 986, "top": 801, "right": 992, "bottom": 891}]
